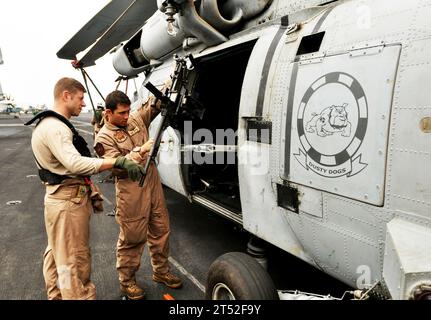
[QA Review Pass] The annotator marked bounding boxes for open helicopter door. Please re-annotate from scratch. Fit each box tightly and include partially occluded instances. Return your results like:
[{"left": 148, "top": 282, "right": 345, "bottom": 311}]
[
  {"left": 144, "top": 63, "right": 191, "bottom": 197},
  {"left": 175, "top": 32, "right": 261, "bottom": 224},
  {"left": 144, "top": 31, "right": 261, "bottom": 205}
]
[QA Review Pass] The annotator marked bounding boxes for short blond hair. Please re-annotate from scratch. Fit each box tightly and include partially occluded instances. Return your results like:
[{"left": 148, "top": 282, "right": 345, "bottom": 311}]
[{"left": 54, "top": 77, "right": 86, "bottom": 100}]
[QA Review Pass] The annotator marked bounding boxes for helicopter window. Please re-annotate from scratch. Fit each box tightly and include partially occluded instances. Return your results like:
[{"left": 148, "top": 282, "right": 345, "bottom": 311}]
[{"left": 296, "top": 31, "right": 325, "bottom": 56}]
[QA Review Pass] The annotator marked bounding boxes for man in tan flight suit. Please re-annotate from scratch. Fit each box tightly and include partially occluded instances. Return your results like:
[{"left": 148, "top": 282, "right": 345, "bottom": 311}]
[
  {"left": 91, "top": 104, "right": 105, "bottom": 137},
  {"left": 29, "top": 78, "right": 146, "bottom": 300},
  {"left": 94, "top": 89, "right": 182, "bottom": 300}
]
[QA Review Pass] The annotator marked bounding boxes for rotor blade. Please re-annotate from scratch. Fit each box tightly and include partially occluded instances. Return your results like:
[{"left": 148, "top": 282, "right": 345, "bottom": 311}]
[
  {"left": 78, "top": 0, "right": 158, "bottom": 67},
  {"left": 0, "top": 47, "right": 3, "bottom": 65},
  {"left": 57, "top": 0, "right": 136, "bottom": 60},
  {"left": 58, "top": 0, "right": 157, "bottom": 67}
]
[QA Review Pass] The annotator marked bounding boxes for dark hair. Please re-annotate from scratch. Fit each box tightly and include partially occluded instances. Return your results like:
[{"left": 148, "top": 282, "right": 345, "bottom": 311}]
[
  {"left": 105, "top": 90, "right": 131, "bottom": 111},
  {"left": 54, "top": 77, "right": 86, "bottom": 99}
]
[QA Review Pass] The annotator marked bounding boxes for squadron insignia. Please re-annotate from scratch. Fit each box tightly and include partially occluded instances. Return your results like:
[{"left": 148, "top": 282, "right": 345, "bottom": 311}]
[
  {"left": 94, "top": 143, "right": 105, "bottom": 157},
  {"left": 114, "top": 130, "right": 128, "bottom": 143},
  {"left": 76, "top": 185, "right": 88, "bottom": 198},
  {"left": 294, "top": 72, "right": 368, "bottom": 178},
  {"left": 128, "top": 126, "right": 140, "bottom": 136}
]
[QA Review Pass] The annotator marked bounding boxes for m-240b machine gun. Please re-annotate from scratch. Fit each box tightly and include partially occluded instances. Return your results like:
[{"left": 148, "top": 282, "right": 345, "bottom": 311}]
[{"left": 139, "top": 54, "right": 200, "bottom": 187}]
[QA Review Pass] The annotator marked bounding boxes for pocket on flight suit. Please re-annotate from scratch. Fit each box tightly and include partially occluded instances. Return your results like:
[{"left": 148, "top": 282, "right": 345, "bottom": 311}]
[
  {"left": 73, "top": 248, "right": 92, "bottom": 283},
  {"left": 45, "top": 185, "right": 85, "bottom": 202},
  {"left": 45, "top": 185, "right": 89, "bottom": 221},
  {"left": 44, "top": 186, "right": 89, "bottom": 253},
  {"left": 115, "top": 181, "right": 148, "bottom": 221},
  {"left": 115, "top": 178, "right": 148, "bottom": 245},
  {"left": 45, "top": 185, "right": 70, "bottom": 204},
  {"left": 44, "top": 187, "right": 76, "bottom": 229},
  {"left": 120, "top": 216, "right": 148, "bottom": 245},
  {"left": 67, "top": 248, "right": 96, "bottom": 300}
]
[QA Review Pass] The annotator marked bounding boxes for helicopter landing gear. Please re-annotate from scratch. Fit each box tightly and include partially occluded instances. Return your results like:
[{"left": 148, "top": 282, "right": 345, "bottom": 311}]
[{"left": 206, "top": 251, "right": 278, "bottom": 300}]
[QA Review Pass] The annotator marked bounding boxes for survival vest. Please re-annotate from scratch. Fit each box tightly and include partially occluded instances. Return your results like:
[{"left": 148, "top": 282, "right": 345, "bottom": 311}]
[{"left": 25, "top": 110, "right": 92, "bottom": 184}]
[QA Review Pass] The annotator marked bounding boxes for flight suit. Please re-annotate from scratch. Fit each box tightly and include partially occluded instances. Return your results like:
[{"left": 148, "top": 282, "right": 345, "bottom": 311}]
[
  {"left": 91, "top": 108, "right": 105, "bottom": 137},
  {"left": 94, "top": 96, "right": 171, "bottom": 286},
  {"left": 31, "top": 116, "right": 104, "bottom": 300}
]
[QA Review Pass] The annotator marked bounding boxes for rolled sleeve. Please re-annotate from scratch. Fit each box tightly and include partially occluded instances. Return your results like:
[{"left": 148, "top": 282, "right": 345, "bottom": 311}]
[{"left": 48, "top": 126, "right": 103, "bottom": 175}]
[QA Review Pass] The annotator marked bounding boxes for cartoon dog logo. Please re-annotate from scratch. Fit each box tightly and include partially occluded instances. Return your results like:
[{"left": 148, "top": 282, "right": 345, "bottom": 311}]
[{"left": 305, "top": 103, "right": 351, "bottom": 137}]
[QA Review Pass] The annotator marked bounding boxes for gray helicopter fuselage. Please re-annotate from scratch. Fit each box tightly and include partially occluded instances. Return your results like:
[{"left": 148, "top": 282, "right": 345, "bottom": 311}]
[{"left": 135, "top": 0, "right": 431, "bottom": 300}]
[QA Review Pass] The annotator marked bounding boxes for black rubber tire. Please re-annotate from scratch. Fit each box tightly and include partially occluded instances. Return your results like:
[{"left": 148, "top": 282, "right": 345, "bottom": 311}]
[{"left": 206, "top": 252, "right": 279, "bottom": 300}]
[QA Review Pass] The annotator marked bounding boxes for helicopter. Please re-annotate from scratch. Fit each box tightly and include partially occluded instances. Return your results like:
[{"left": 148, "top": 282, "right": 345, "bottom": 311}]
[{"left": 57, "top": 0, "right": 431, "bottom": 300}]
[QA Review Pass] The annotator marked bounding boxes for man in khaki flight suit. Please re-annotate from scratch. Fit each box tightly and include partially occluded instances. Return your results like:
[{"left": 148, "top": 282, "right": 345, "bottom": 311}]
[
  {"left": 91, "top": 104, "right": 105, "bottom": 137},
  {"left": 29, "top": 78, "right": 146, "bottom": 300},
  {"left": 94, "top": 89, "right": 182, "bottom": 300}
]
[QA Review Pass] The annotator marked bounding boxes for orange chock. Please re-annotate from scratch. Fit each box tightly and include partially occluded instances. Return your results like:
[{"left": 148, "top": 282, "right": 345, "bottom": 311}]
[{"left": 163, "top": 293, "right": 175, "bottom": 300}]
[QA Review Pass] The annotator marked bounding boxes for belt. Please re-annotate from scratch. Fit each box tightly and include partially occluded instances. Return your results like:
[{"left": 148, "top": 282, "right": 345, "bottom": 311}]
[{"left": 46, "top": 181, "right": 90, "bottom": 200}]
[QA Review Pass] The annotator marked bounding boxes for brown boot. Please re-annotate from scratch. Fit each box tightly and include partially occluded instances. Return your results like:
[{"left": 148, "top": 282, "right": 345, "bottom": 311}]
[
  {"left": 120, "top": 281, "right": 145, "bottom": 300},
  {"left": 152, "top": 272, "right": 183, "bottom": 289}
]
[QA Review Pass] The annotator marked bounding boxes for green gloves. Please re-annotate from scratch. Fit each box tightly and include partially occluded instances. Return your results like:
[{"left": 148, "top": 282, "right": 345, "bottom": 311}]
[{"left": 114, "top": 156, "right": 145, "bottom": 182}]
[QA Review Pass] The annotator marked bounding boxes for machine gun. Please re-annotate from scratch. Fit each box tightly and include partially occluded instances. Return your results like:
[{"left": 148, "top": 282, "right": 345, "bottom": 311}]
[{"left": 139, "top": 54, "right": 198, "bottom": 187}]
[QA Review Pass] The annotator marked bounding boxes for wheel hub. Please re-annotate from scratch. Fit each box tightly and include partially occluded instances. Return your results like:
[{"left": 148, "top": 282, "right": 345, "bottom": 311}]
[{"left": 212, "top": 283, "right": 236, "bottom": 300}]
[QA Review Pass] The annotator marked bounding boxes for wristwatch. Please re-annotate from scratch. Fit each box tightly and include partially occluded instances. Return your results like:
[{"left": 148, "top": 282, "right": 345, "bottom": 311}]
[{"left": 132, "top": 147, "right": 141, "bottom": 155}]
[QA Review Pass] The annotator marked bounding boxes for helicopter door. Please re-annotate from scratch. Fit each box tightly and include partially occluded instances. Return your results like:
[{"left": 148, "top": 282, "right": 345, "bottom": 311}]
[
  {"left": 154, "top": 125, "right": 189, "bottom": 196},
  {"left": 145, "top": 64, "right": 190, "bottom": 197},
  {"left": 281, "top": 44, "right": 401, "bottom": 206}
]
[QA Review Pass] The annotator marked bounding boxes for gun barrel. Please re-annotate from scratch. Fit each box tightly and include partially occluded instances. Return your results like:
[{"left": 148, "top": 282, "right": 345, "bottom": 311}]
[
  {"left": 145, "top": 82, "right": 163, "bottom": 99},
  {"left": 138, "top": 56, "right": 194, "bottom": 187},
  {"left": 138, "top": 160, "right": 150, "bottom": 187}
]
